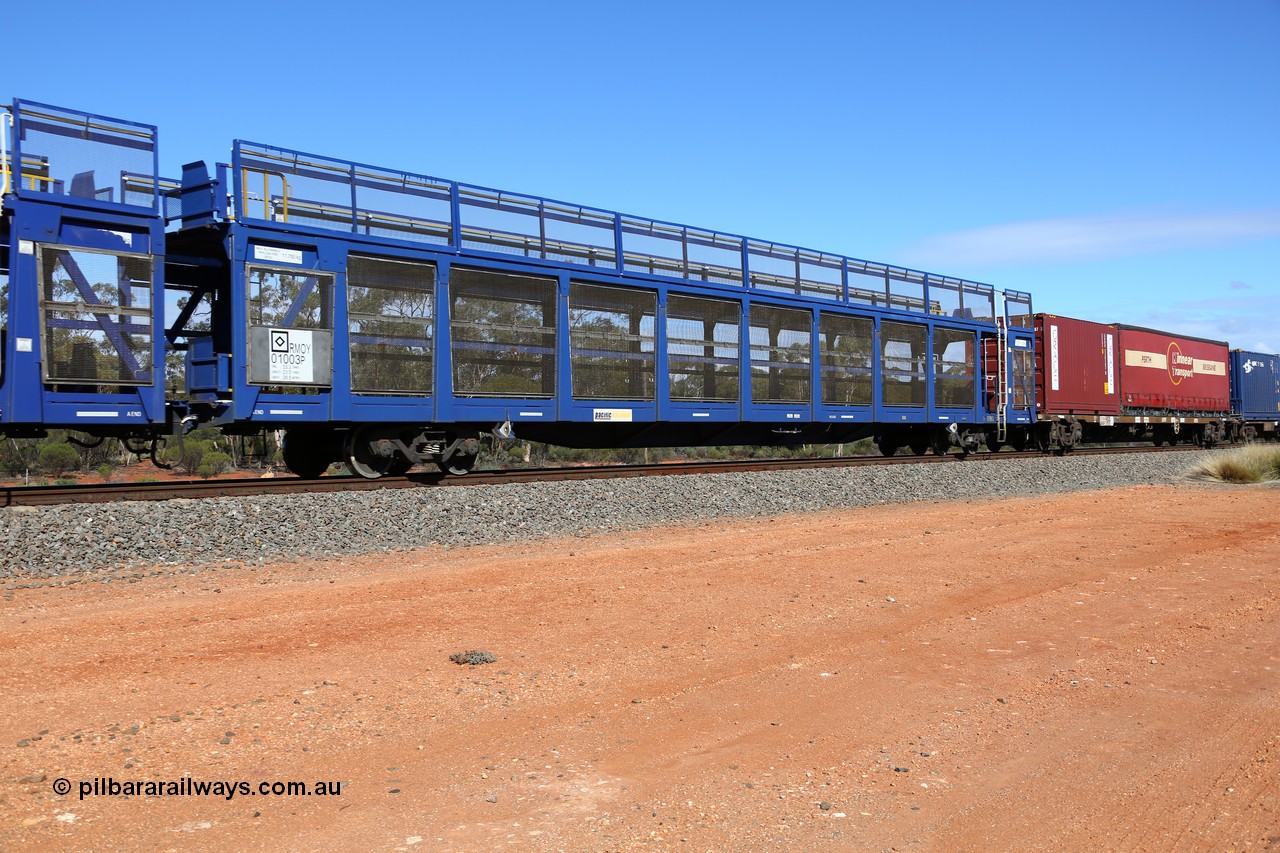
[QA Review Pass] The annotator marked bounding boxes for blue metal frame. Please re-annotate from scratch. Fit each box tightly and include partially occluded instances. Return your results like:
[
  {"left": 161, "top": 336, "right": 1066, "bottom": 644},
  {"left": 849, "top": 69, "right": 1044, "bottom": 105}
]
[
  {"left": 1001, "top": 289, "right": 1037, "bottom": 426},
  {"left": 1, "top": 100, "right": 166, "bottom": 435}
]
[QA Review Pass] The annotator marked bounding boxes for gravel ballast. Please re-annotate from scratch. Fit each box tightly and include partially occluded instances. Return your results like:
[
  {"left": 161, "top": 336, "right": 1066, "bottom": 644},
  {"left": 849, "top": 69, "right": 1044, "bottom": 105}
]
[{"left": 1, "top": 452, "right": 1210, "bottom": 583}]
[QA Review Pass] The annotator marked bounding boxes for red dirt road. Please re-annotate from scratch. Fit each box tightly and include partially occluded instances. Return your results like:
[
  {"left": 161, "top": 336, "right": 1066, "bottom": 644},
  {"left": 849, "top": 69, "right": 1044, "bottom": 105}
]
[{"left": 2, "top": 483, "right": 1278, "bottom": 851}]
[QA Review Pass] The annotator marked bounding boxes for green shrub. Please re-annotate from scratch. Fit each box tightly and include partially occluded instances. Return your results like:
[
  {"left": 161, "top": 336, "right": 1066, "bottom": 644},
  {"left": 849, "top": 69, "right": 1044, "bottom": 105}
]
[
  {"left": 196, "top": 451, "right": 233, "bottom": 479},
  {"left": 38, "top": 443, "right": 80, "bottom": 477}
]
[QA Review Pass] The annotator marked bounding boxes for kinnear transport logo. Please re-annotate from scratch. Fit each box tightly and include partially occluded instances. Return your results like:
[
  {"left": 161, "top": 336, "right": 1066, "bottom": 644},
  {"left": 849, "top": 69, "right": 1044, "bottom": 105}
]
[{"left": 1167, "top": 341, "right": 1195, "bottom": 386}]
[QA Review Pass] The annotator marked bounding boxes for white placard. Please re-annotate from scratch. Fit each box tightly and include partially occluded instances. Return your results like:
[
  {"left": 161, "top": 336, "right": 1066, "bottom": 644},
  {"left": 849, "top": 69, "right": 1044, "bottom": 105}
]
[
  {"left": 1105, "top": 333, "right": 1115, "bottom": 394},
  {"left": 267, "top": 328, "right": 314, "bottom": 383},
  {"left": 254, "top": 245, "right": 304, "bottom": 265},
  {"left": 1050, "top": 325, "right": 1060, "bottom": 391}
]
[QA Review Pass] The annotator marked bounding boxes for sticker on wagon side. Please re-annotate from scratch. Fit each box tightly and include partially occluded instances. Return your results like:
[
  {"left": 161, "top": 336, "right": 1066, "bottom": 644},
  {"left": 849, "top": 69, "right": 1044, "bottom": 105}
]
[{"left": 592, "top": 408, "right": 633, "bottom": 422}]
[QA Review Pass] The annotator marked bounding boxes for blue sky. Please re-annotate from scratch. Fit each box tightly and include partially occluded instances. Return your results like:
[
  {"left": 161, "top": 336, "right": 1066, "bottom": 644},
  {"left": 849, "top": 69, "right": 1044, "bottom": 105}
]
[{"left": 8, "top": 0, "right": 1278, "bottom": 351}]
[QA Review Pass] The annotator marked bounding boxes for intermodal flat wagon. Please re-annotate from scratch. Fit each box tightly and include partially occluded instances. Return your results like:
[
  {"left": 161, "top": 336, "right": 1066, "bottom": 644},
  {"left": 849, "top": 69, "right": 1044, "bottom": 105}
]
[
  {"left": 1230, "top": 350, "right": 1280, "bottom": 440},
  {"left": 1022, "top": 317, "right": 1233, "bottom": 450}
]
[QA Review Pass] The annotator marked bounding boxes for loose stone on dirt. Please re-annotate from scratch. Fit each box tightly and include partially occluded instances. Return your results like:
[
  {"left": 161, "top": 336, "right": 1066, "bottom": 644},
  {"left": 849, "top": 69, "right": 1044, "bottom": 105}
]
[{"left": 2, "top": 452, "right": 1205, "bottom": 581}]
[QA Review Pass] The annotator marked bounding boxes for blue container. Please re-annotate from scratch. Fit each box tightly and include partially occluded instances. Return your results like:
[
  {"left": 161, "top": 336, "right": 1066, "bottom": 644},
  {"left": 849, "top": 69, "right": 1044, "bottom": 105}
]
[{"left": 1230, "top": 350, "right": 1280, "bottom": 420}]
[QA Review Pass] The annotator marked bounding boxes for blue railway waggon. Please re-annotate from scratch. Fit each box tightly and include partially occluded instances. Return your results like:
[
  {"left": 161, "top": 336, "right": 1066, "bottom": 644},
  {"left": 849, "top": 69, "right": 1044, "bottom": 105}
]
[
  {"left": 163, "top": 138, "right": 1036, "bottom": 477},
  {"left": 0, "top": 101, "right": 171, "bottom": 460},
  {"left": 3, "top": 98, "right": 1040, "bottom": 478}
]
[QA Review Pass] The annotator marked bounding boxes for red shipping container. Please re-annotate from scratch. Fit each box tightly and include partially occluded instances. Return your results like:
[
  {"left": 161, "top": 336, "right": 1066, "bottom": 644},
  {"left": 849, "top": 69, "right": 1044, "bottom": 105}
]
[
  {"left": 1115, "top": 326, "right": 1230, "bottom": 413},
  {"left": 1034, "top": 314, "right": 1119, "bottom": 415}
]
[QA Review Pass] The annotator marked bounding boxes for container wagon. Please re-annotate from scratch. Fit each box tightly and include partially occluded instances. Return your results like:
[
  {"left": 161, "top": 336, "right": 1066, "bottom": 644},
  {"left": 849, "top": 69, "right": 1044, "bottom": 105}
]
[
  {"left": 1018, "top": 315, "right": 1231, "bottom": 450},
  {"left": 1229, "top": 350, "right": 1280, "bottom": 441}
]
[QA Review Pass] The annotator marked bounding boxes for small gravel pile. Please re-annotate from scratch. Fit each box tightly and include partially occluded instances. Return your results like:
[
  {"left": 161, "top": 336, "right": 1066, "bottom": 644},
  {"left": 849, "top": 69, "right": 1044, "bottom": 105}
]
[{"left": 1, "top": 452, "right": 1207, "bottom": 584}]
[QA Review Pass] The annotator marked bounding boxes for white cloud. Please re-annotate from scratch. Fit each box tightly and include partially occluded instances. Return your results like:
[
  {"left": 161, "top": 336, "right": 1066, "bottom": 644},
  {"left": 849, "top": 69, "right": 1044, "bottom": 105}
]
[
  {"left": 1134, "top": 296, "right": 1279, "bottom": 354},
  {"left": 902, "top": 209, "right": 1280, "bottom": 268}
]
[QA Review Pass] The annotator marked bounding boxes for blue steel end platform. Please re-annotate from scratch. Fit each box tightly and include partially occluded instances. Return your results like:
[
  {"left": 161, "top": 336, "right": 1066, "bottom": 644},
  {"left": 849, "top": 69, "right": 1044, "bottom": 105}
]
[{"left": 0, "top": 100, "right": 170, "bottom": 452}]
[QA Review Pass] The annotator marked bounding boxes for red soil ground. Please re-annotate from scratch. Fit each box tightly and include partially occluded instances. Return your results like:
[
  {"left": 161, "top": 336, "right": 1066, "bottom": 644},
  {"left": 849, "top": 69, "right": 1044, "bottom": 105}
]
[{"left": 2, "top": 483, "right": 1277, "bottom": 851}]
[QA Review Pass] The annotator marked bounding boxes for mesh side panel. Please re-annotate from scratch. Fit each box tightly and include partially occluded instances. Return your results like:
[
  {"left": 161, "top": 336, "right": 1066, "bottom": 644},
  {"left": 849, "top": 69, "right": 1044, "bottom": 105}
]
[
  {"left": 749, "top": 305, "right": 811, "bottom": 403},
  {"left": 934, "top": 327, "right": 975, "bottom": 408},
  {"left": 747, "top": 243, "right": 841, "bottom": 301},
  {"left": 930, "top": 280, "right": 963, "bottom": 317},
  {"left": 348, "top": 256, "right": 435, "bottom": 394},
  {"left": 684, "top": 229, "right": 743, "bottom": 286},
  {"left": 621, "top": 218, "right": 686, "bottom": 278},
  {"left": 240, "top": 148, "right": 354, "bottom": 229},
  {"left": 42, "top": 249, "right": 151, "bottom": 309},
  {"left": 162, "top": 187, "right": 183, "bottom": 222},
  {"left": 16, "top": 103, "right": 156, "bottom": 210},
  {"left": 543, "top": 205, "right": 617, "bottom": 268},
  {"left": 667, "top": 295, "right": 740, "bottom": 402},
  {"left": 40, "top": 247, "right": 154, "bottom": 385},
  {"left": 1006, "top": 293, "right": 1033, "bottom": 329},
  {"left": 619, "top": 220, "right": 744, "bottom": 286},
  {"left": 237, "top": 144, "right": 452, "bottom": 244},
  {"left": 247, "top": 266, "right": 333, "bottom": 329},
  {"left": 119, "top": 174, "right": 175, "bottom": 211},
  {"left": 458, "top": 190, "right": 618, "bottom": 268},
  {"left": 881, "top": 321, "right": 926, "bottom": 407},
  {"left": 847, "top": 266, "right": 888, "bottom": 306},
  {"left": 569, "top": 282, "right": 656, "bottom": 400},
  {"left": 963, "top": 283, "right": 996, "bottom": 322},
  {"left": 1, "top": 243, "right": 9, "bottom": 331},
  {"left": 1011, "top": 348, "right": 1033, "bottom": 408},
  {"left": 819, "top": 313, "right": 873, "bottom": 406},
  {"left": 44, "top": 313, "right": 153, "bottom": 383},
  {"left": 354, "top": 165, "right": 451, "bottom": 245},
  {"left": 450, "top": 267, "right": 557, "bottom": 397},
  {"left": 458, "top": 189, "right": 543, "bottom": 258},
  {"left": 888, "top": 274, "right": 929, "bottom": 314}
]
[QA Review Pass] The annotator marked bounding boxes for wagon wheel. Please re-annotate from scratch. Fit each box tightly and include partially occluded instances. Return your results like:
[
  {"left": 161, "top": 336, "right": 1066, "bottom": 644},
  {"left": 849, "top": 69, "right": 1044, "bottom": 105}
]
[
  {"left": 437, "top": 431, "right": 481, "bottom": 475},
  {"left": 344, "top": 426, "right": 404, "bottom": 480},
  {"left": 437, "top": 453, "right": 478, "bottom": 476}
]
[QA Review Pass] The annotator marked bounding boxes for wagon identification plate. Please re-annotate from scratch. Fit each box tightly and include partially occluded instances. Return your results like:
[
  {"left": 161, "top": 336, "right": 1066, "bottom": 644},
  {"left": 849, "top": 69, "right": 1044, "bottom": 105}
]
[
  {"left": 269, "top": 329, "right": 313, "bottom": 382},
  {"left": 249, "top": 326, "right": 333, "bottom": 385}
]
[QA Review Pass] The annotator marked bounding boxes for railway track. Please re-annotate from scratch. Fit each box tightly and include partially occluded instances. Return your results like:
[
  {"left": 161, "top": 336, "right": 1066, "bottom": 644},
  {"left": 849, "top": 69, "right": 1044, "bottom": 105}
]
[{"left": 0, "top": 445, "right": 1206, "bottom": 508}]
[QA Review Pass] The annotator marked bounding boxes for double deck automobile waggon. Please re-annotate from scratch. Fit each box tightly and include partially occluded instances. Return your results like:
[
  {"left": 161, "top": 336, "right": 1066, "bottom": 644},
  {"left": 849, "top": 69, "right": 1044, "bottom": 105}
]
[
  {"left": 1, "top": 98, "right": 1274, "bottom": 475},
  {"left": 2, "top": 99, "right": 1036, "bottom": 478}
]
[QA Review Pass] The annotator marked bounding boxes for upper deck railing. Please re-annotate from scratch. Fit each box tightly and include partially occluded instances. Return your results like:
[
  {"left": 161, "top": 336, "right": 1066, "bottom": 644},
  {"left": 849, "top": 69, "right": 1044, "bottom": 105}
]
[
  {"left": 221, "top": 140, "right": 1011, "bottom": 325},
  {"left": 3, "top": 100, "right": 159, "bottom": 215}
]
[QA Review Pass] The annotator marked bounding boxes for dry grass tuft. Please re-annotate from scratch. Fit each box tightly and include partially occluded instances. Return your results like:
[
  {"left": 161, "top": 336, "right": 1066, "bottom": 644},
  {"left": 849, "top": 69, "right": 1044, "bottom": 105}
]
[{"left": 1186, "top": 445, "right": 1280, "bottom": 484}]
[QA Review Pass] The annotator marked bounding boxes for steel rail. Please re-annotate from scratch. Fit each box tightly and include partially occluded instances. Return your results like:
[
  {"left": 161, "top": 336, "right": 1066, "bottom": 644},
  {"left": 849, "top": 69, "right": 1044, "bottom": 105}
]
[{"left": 0, "top": 445, "right": 1205, "bottom": 509}]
